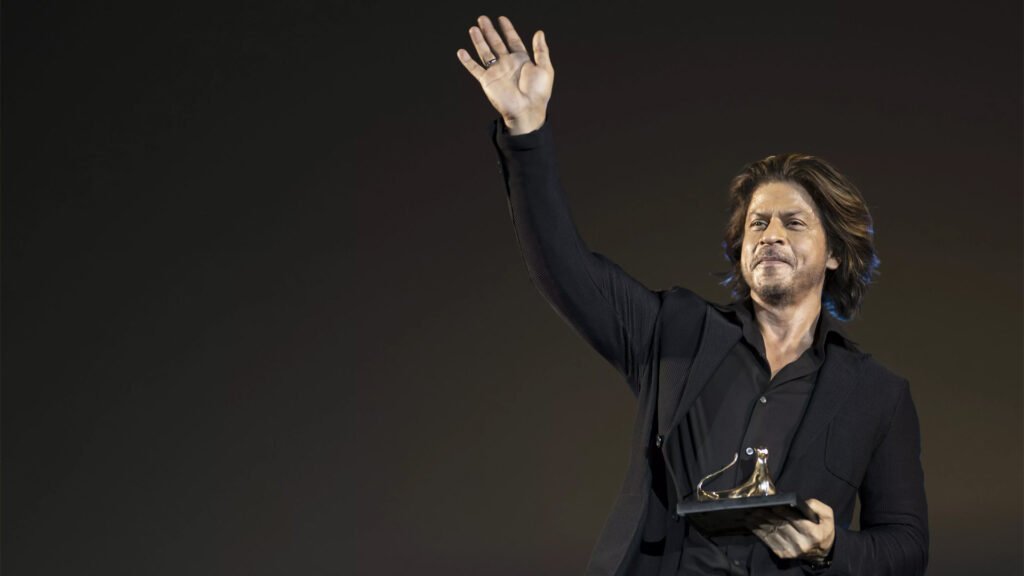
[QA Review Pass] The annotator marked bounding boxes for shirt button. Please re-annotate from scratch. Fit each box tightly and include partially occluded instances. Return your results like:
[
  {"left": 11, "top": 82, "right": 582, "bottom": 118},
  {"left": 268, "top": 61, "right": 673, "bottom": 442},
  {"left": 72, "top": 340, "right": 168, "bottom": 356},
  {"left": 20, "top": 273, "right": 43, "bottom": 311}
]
[
  {"left": 655, "top": 435, "right": 664, "bottom": 448},
  {"left": 672, "top": 513, "right": 680, "bottom": 522},
  {"left": 733, "top": 559, "right": 743, "bottom": 566},
  {"left": 745, "top": 446, "right": 754, "bottom": 456},
  {"left": 759, "top": 396, "right": 767, "bottom": 404}
]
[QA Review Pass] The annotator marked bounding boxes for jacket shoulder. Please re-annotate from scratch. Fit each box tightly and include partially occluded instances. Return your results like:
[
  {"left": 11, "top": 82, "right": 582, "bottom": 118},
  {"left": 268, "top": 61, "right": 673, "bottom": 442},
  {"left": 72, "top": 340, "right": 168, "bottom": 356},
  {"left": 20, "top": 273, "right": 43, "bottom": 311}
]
[
  {"left": 858, "top": 353, "right": 910, "bottom": 388},
  {"left": 846, "top": 351, "right": 913, "bottom": 423}
]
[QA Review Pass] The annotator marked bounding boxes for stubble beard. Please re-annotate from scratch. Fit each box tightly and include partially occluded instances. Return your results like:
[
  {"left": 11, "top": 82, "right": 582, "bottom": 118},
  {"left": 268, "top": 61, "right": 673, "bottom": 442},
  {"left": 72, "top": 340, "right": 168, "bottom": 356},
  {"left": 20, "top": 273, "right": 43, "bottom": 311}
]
[
  {"left": 755, "top": 279, "right": 796, "bottom": 307},
  {"left": 747, "top": 265, "right": 826, "bottom": 308}
]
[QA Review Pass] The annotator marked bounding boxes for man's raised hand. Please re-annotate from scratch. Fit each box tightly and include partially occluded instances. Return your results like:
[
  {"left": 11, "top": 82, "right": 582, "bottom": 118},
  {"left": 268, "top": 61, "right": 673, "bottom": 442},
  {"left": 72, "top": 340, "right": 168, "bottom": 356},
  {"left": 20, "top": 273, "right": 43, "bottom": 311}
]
[{"left": 456, "top": 15, "right": 554, "bottom": 135}]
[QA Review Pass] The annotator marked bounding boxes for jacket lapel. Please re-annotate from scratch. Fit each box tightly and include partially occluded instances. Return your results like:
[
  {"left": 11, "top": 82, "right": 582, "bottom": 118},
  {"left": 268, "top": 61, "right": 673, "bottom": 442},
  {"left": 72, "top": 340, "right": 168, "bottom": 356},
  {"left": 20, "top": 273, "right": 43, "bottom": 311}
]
[
  {"left": 657, "top": 305, "right": 743, "bottom": 500},
  {"left": 657, "top": 305, "right": 742, "bottom": 435},
  {"left": 776, "top": 344, "right": 862, "bottom": 482},
  {"left": 669, "top": 306, "right": 742, "bottom": 433}
]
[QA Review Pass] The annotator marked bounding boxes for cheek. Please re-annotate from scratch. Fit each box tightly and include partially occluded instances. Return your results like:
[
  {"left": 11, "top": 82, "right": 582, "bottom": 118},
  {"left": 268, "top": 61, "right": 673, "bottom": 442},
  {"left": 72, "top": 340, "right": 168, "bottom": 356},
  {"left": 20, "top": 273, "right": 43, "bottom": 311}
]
[
  {"left": 740, "top": 239, "right": 756, "bottom": 260},
  {"left": 739, "top": 249, "right": 753, "bottom": 268}
]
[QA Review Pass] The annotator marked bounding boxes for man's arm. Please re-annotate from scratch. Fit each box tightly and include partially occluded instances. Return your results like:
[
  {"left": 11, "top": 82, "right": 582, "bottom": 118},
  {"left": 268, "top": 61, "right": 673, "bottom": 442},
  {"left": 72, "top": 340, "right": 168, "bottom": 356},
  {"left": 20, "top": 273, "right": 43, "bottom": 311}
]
[
  {"left": 827, "top": 382, "right": 929, "bottom": 575},
  {"left": 458, "top": 15, "right": 661, "bottom": 390},
  {"left": 750, "top": 380, "right": 928, "bottom": 575},
  {"left": 491, "top": 117, "right": 660, "bottom": 390}
]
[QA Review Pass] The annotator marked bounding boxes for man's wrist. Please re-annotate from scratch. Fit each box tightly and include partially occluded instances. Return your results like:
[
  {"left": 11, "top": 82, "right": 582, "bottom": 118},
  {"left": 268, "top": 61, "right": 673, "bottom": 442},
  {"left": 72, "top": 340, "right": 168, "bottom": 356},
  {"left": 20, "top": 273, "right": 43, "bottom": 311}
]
[
  {"left": 801, "top": 545, "right": 834, "bottom": 569},
  {"left": 503, "top": 114, "right": 546, "bottom": 136}
]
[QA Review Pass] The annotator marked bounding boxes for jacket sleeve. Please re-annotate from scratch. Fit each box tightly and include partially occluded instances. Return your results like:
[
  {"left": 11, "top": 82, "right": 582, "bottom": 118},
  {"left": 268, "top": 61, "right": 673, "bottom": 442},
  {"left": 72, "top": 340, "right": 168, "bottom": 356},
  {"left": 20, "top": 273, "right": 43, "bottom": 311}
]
[
  {"left": 490, "top": 117, "right": 661, "bottom": 393},
  {"left": 825, "top": 381, "right": 929, "bottom": 575}
]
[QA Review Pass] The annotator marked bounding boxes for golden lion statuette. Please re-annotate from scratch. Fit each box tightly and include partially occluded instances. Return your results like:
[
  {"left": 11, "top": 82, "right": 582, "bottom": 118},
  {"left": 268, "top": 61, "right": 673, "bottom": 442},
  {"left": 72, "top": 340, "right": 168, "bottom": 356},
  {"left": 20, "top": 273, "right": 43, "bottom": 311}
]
[
  {"left": 680, "top": 446, "right": 817, "bottom": 536},
  {"left": 697, "top": 446, "right": 777, "bottom": 502}
]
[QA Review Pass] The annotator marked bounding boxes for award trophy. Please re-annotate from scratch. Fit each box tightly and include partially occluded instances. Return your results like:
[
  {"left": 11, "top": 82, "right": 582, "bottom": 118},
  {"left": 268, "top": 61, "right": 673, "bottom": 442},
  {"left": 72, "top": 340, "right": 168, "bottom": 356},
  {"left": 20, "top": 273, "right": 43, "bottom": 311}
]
[{"left": 675, "top": 447, "right": 819, "bottom": 536}]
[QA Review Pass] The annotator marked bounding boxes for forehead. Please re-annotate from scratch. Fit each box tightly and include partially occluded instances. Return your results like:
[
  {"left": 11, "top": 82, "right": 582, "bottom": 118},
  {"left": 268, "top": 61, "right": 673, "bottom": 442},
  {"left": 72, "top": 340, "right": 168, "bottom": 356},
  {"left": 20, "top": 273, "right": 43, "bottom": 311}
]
[{"left": 746, "top": 181, "right": 821, "bottom": 217}]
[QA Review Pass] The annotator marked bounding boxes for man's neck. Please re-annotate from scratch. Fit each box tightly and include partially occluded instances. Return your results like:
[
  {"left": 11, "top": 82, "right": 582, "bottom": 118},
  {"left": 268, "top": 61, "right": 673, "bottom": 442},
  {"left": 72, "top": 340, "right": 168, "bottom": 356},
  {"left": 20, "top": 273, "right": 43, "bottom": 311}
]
[{"left": 750, "top": 292, "right": 824, "bottom": 377}]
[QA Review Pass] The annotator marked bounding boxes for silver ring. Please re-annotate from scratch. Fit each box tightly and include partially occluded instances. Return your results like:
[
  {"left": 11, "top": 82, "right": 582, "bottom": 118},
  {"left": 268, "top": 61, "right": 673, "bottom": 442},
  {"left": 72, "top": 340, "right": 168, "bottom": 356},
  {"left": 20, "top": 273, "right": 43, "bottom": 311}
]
[{"left": 484, "top": 57, "right": 498, "bottom": 67}]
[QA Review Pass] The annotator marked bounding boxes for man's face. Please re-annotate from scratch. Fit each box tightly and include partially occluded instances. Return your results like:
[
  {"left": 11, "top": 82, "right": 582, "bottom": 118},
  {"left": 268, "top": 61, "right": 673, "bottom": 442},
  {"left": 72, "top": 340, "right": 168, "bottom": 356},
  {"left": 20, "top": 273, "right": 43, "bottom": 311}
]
[{"left": 739, "top": 181, "right": 839, "bottom": 307}]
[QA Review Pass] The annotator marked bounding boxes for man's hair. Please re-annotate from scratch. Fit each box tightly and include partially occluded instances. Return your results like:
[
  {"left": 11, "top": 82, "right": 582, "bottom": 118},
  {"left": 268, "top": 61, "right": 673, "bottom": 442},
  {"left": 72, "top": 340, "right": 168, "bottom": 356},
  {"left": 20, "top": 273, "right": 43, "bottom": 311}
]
[{"left": 720, "top": 153, "right": 880, "bottom": 321}]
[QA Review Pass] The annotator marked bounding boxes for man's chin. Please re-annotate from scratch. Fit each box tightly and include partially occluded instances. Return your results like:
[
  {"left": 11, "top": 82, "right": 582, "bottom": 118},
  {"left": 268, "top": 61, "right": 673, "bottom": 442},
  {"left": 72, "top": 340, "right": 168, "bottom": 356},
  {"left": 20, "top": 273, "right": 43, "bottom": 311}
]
[{"left": 751, "top": 282, "right": 794, "bottom": 306}]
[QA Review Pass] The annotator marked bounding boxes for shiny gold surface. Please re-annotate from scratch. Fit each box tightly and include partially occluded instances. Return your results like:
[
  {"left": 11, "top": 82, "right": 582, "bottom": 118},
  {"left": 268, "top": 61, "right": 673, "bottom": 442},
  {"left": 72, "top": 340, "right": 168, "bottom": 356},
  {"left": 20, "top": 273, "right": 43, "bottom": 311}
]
[{"left": 696, "top": 447, "right": 777, "bottom": 501}]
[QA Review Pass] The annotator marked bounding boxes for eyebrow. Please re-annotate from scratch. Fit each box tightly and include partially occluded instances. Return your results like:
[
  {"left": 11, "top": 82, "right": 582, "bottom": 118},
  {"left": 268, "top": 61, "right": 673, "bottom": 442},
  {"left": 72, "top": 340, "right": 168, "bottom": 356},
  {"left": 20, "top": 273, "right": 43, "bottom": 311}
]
[{"left": 749, "top": 210, "right": 809, "bottom": 219}]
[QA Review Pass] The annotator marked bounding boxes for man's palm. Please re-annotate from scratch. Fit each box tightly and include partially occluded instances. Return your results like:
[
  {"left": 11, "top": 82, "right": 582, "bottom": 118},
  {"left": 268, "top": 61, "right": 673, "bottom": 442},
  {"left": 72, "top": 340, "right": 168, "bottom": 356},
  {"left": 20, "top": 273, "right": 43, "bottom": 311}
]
[
  {"left": 457, "top": 15, "right": 553, "bottom": 131},
  {"left": 479, "top": 51, "right": 551, "bottom": 117}
]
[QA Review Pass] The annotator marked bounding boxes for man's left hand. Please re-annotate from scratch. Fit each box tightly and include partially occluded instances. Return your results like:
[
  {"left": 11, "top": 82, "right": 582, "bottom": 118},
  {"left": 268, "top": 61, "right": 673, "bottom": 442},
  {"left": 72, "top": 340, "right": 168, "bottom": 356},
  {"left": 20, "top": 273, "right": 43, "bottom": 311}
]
[{"left": 749, "top": 498, "right": 835, "bottom": 560}]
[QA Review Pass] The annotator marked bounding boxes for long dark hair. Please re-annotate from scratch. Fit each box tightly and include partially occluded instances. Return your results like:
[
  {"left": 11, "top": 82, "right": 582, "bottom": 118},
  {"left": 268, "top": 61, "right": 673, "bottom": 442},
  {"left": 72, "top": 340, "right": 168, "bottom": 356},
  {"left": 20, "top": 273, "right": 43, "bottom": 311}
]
[{"left": 721, "top": 153, "right": 880, "bottom": 321}]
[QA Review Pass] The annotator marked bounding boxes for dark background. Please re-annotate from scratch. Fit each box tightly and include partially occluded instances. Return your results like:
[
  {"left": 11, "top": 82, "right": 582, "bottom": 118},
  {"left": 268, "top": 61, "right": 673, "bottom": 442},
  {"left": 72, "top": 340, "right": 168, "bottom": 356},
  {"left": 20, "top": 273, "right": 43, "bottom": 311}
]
[{"left": 4, "top": 1, "right": 1021, "bottom": 574}]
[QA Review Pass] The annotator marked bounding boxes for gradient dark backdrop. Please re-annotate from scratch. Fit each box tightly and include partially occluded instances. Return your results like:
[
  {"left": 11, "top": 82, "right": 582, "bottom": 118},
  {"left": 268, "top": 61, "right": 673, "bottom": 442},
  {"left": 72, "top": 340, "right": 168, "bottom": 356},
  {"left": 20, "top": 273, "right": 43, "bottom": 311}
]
[{"left": 4, "top": 1, "right": 1022, "bottom": 574}]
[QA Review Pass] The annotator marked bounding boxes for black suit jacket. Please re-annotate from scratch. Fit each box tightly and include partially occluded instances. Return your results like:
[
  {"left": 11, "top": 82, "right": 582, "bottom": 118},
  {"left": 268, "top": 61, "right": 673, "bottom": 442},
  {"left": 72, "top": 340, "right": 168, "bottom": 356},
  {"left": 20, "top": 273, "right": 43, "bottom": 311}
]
[{"left": 490, "top": 118, "right": 928, "bottom": 575}]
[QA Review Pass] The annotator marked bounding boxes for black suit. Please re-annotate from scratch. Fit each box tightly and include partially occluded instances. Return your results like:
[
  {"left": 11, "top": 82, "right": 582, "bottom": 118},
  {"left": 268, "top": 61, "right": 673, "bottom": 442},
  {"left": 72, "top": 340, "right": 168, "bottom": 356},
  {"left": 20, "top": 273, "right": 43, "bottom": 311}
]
[{"left": 490, "top": 118, "right": 928, "bottom": 575}]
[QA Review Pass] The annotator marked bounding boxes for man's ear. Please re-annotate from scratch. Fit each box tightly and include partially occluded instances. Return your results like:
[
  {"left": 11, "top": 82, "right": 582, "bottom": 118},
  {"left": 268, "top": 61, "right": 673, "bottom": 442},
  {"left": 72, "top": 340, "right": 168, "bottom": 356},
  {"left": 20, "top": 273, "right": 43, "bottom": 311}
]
[{"left": 826, "top": 252, "right": 840, "bottom": 270}]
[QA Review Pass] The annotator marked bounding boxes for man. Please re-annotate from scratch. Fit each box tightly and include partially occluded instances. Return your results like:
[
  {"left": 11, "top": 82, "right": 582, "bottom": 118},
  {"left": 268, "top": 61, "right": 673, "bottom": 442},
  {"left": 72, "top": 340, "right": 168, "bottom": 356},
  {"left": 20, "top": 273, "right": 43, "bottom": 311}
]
[{"left": 457, "top": 15, "right": 927, "bottom": 575}]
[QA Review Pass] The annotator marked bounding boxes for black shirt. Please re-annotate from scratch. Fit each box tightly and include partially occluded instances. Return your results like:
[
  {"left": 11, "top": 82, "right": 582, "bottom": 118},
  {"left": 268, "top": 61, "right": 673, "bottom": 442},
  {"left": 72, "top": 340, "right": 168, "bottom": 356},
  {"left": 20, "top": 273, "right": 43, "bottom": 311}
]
[{"left": 664, "top": 298, "right": 849, "bottom": 575}]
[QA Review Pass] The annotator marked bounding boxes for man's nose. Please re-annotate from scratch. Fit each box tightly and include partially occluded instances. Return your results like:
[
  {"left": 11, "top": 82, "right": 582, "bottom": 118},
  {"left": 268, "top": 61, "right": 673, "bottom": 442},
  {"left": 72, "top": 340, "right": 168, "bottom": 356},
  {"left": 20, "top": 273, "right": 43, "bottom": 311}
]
[{"left": 759, "top": 219, "right": 787, "bottom": 244}]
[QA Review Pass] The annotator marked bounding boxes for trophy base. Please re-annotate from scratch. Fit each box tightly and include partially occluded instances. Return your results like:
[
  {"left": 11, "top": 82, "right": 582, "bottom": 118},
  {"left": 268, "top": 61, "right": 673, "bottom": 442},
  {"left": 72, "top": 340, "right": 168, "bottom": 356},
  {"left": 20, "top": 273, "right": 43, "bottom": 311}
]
[{"left": 676, "top": 493, "right": 819, "bottom": 537}]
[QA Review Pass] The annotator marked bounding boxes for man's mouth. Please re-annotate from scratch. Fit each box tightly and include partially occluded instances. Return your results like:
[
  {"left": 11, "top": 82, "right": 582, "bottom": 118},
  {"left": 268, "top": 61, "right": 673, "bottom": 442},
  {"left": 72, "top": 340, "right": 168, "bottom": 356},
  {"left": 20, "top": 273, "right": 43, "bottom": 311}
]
[{"left": 756, "top": 254, "right": 790, "bottom": 267}]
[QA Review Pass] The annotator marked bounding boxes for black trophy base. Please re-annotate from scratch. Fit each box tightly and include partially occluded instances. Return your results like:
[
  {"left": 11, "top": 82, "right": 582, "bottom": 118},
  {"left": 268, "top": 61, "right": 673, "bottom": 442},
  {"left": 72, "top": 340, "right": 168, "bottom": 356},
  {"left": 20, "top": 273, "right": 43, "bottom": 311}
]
[{"left": 676, "top": 493, "right": 819, "bottom": 537}]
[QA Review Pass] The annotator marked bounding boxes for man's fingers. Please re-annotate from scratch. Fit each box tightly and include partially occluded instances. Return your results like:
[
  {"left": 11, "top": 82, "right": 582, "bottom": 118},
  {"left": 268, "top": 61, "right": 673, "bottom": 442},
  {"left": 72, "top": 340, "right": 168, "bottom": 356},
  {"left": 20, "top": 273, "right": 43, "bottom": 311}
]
[
  {"left": 468, "top": 26, "right": 497, "bottom": 67},
  {"left": 751, "top": 501, "right": 836, "bottom": 561},
  {"left": 756, "top": 523, "right": 814, "bottom": 559},
  {"left": 477, "top": 15, "right": 510, "bottom": 56},
  {"left": 774, "top": 507, "right": 816, "bottom": 533},
  {"left": 456, "top": 48, "right": 486, "bottom": 80},
  {"left": 532, "top": 30, "right": 552, "bottom": 70},
  {"left": 751, "top": 524, "right": 795, "bottom": 558},
  {"left": 785, "top": 518, "right": 818, "bottom": 538},
  {"left": 497, "top": 16, "right": 527, "bottom": 52},
  {"left": 762, "top": 507, "right": 816, "bottom": 538},
  {"left": 778, "top": 522, "right": 815, "bottom": 553},
  {"left": 794, "top": 499, "right": 833, "bottom": 533},
  {"left": 805, "top": 498, "right": 834, "bottom": 520}
]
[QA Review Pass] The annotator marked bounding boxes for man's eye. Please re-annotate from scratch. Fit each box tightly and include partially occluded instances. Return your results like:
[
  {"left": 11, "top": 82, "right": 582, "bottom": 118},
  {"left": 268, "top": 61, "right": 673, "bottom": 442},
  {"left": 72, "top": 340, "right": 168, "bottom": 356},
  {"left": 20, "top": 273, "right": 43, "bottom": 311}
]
[
  {"left": 788, "top": 221, "right": 806, "bottom": 228},
  {"left": 750, "top": 220, "right": 766, "bottom": 228}
]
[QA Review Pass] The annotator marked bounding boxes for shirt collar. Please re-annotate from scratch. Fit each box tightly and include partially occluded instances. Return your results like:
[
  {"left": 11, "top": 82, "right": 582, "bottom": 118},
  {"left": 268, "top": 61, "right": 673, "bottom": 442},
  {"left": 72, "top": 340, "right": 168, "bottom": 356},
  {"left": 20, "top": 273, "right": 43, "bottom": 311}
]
[{"left": 717, "top": 298, "right": 855, "bottom": 356}]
